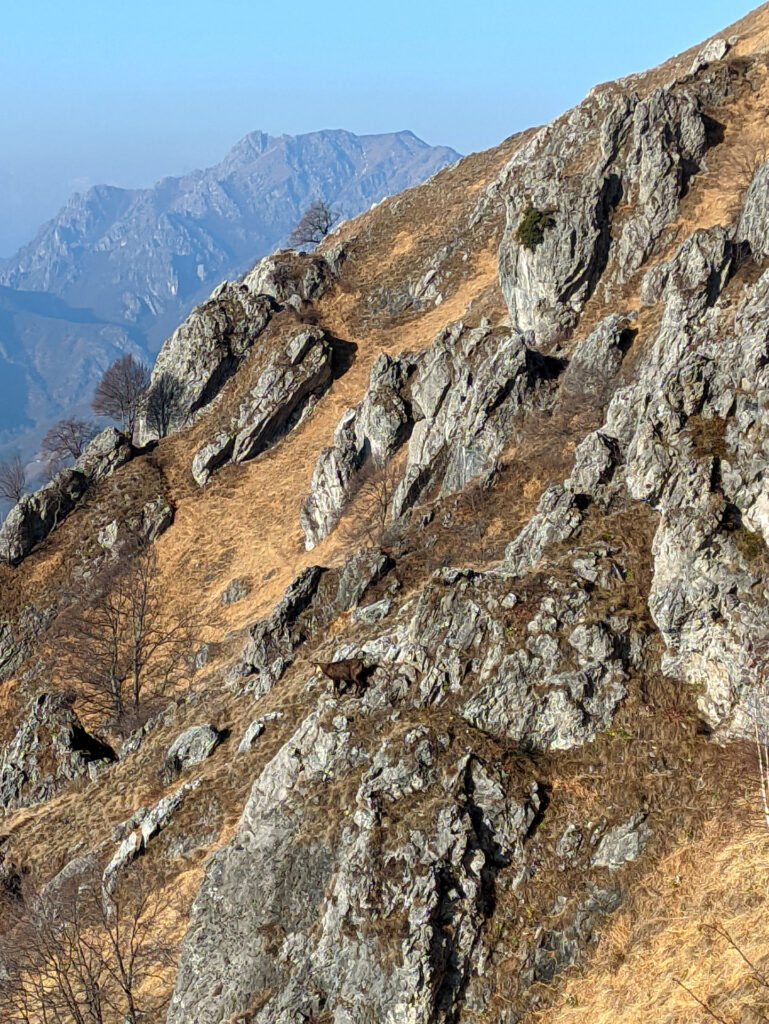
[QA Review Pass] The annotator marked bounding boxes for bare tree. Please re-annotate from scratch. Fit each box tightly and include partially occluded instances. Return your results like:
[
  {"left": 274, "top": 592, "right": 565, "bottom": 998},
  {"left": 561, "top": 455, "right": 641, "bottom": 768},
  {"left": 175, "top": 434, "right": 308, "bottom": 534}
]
[
  {"left": 144, "top": 372, "right": 183, "bottom": 439},
  {"left": 288, "top": 199, "right": 339, "bottom": 248},
  {"left": 55, "top": 545, "right": 196, "bottom": 730},
  {"left": 343, "top": 455, "right": 401, "bottom": 548},
  {"left": 91, "top": 355, "right": 150, "bottom": 438},
  {"left": 41, "top": 418, "right": 99, "bottom": 472},
  {"left": 0, "top": 455, "right": 27, "bottom": 505},
  {"left": 0, "top": 864, "right": 180, "bottom": 1024}
]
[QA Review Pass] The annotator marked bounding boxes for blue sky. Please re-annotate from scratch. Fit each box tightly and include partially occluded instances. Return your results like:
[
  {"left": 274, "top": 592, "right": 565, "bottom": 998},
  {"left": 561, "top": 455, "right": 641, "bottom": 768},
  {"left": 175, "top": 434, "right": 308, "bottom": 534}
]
[{"left": 0, "top": 0, "right": 755, "bottom": 255}]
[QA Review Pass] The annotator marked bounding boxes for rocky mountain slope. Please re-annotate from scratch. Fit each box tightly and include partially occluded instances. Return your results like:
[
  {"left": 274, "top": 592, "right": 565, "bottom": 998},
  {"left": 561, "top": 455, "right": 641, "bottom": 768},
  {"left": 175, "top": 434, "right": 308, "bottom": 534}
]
[
  {"left": 0, "top": 129, "right": 458, "bottom": 455},
  {"left": 2, "top": 6, "right": 769, "bottom": 1024}
]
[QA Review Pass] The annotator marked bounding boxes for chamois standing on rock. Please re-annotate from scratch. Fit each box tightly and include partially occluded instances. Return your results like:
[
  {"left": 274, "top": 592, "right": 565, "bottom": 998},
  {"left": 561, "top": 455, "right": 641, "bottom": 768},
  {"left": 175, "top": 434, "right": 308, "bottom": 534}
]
[{"left": 313, "top": 658, "right": 366, "bottom": 696}]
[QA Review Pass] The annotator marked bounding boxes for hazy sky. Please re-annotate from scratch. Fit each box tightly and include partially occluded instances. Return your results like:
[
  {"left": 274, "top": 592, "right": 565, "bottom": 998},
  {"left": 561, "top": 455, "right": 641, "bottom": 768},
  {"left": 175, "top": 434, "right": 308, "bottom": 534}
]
[{"left": 0, "top": 0, "right": 755, "bottom": 256}]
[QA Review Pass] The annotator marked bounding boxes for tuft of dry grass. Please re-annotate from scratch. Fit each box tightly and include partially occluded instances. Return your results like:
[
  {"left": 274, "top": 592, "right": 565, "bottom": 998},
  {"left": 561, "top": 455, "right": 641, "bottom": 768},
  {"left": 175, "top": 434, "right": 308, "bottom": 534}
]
[{"left": 539, "top": 810, "right": 769, "bottom": 1024}]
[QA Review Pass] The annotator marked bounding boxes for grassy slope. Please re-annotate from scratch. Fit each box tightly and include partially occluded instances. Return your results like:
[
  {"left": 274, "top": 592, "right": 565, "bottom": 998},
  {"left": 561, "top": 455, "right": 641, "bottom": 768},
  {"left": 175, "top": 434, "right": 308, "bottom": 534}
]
[{"left": 3, "top": 5, "right": 769, "bottom": 1020}]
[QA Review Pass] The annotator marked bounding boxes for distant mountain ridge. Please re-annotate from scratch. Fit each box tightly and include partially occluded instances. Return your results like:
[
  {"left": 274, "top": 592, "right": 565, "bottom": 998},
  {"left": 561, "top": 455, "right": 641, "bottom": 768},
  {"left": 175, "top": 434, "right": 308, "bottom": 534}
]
[
  {"left": 1, "top": 130, "right": 460, "bottom": 347},
  {"left": 0, "top": 128, "right": 460, "bottom": 454}
]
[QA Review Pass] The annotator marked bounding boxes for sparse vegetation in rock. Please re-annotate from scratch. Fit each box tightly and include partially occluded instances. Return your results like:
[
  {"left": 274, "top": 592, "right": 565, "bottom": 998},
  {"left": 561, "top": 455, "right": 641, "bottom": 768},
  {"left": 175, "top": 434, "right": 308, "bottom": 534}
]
[{"left": 515, "top": 205, "right": 556, "bottom": 251}]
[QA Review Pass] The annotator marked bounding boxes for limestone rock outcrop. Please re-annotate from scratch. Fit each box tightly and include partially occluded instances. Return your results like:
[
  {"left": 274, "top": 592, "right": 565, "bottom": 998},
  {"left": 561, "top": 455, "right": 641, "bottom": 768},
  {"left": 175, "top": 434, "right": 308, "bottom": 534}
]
[
  {"left": 167, "top": 712, "right": 541, "bottom": 1024},
  {"left": 0, "top": 694, "right": 116, "bottom": 809},
  {"left": 301, "top": 321, "right": 562, "bottom": 547},
  {"left": 192, "top": 327, "right": 336, "bottom": 485}
]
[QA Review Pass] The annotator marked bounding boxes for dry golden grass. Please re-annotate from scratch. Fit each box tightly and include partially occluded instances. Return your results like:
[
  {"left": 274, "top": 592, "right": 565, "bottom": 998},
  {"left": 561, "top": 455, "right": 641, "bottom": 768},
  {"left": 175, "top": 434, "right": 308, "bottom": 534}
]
[{"left": 541, "top": 807, "right": 769, "bottom": 1024}]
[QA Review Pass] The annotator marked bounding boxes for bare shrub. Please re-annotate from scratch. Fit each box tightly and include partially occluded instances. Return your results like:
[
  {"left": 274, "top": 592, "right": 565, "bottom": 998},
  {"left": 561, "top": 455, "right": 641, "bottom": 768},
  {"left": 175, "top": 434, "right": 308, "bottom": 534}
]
[
  {"left": 91, "top": 355, "right": 151, "bottom": 438},
  {"left": 344, "top": 455, "right": 402, "bottom": 548},
  {"left": 0, "top": 455, "right": 27, "bottom": 505},
  {"left": 721, "top": 140, "right": 769, "bottom": 225},
  {"left": 144, "top": 372, "right": 184, "bottom": 438},
  {"left": 55, "top": 544, "right": 197, "bottom": 730},
  {"left": 41, "top": 418, "right": 99, "bottom": 472},
  {"left": 289, "top": 199, "right": 339, "bottom": 248},
  {"left": 0, "top": 863, "right": 180, "bottom": 1024}
]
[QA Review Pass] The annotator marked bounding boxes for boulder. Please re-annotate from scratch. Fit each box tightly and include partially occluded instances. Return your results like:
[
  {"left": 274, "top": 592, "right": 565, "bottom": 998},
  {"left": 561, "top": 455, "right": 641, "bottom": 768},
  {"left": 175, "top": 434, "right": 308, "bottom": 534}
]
[
  {"left": 237, "top": 719, "right": 265, "bottom": 754},
  {"left": 221, "top": 578, "right": 249, "bottom": 605},
  {"left": 97, "top": 496, "right": 173, "bottom": 556},
  {"left": 351, "top": 598, "right": 392, "bottom": 625},
  {"left": 166, "top": 725, "right": 222, "bottom": 773},
  {"left": 690, "top": 37, "right": 729, "bottom": 74},
  {"left": 241, "top": 244, "right": 347, "bottom": 307},
  {"left": 591, "top": 816, "right": 652, "bottom": 869},
  {"left": 75, "top": 427, "right": 134, "bottom": 482},
  {"left": 192, "top": 433, "right": 234, "bottom": 487}
]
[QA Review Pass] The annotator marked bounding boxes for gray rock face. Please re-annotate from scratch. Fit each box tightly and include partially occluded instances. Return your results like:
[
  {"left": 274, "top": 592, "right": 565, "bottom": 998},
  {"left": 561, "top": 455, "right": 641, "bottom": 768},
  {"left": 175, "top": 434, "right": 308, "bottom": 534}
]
[
  {"left": 0, "top": 428, "right": 135, "bottom": 565},
  {"left": 160, "top": 46, "right": 769, "bottom": 1024},
  {"left": 493, "top": 214, "right": 769, "bottom": 738},
  {"left": 0, "top": 470, "right": 89, "bottom": 564},
  {"left": 0, "top": 131, "right": 459, "bottom": 458},
  {"left": 528, "top": 885, "right": 623, "bottom": 985},
  {"left": 498, "top": 80, "right": 713, "bottom": 343},
  {"left": 229, "top": 566, "right": 328, "bottom": 696},
  {"left": 504, "top": 485, "right": 587, "bottom": 576},
  {"left": 149, "top": 287, "right": 277, "bottom": 435},
  {"left": 335, "top": 548, "right": 394, "bottom": 611},
  {"left": 301, "top": 321, "right": 561, "bottom": 547},
  {"left": 391, "top": 323, "right": 561, "bottom": 517},
  {"left": 231, "top": 328, "right": 334, "bottom": 463},
  {"left": 0, "top": 606, "right": 54, "bottom": 682},
  {"left": 103, "top": 780, "right": 200, "bottom": 891},
  {"left": 166, "top": 725, "right": 222, "bottom": 773},
  {"left": 351, "top": 598, "right": 392, "bottom": 624},
  {"left": 558, "top": 313, "right": 635, "bottom": 406},
  {"left": 738, "top": 158, "right": 769, "bottom": 259},
  {"left": 300, "top": 352, "right": 415, "bottom": 547},
  {"left": 0, "top": 694, "right": 116, "bottom": 809},
  {"left": 167, "top": 712, "right": 540, "bottom": 1024},
  {"left": 192, "top": 327, "right": 335, "bottom": 485},
  {"left": 191, "top": 433, "right": 234, "bottom": 487}
]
